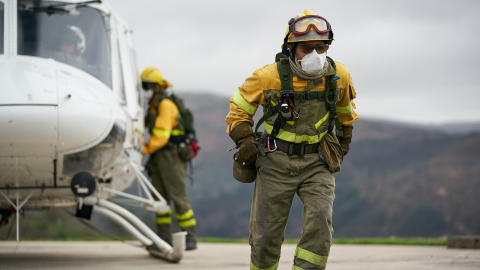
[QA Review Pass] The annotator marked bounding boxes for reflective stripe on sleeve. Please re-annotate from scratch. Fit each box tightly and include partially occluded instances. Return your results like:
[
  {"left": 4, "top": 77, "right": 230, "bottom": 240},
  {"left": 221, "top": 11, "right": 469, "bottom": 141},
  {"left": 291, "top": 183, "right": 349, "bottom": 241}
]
[
  {"left": 152, "top": 128, "right": 171, "bottom": 139},
  {"left": 336, "top": 101, "right": 353, "bottom": 114},
  {"left": 175, "top": 209, "right": 194, "bottom": 221},
  {"left": 250, "top": 261, "right": 279, "bottom": 270},
  {"left": 263, "top": 123, "right": 328, "bottom": 144},
  {"left": 156, "top": 217, "right": 172, "bottom": 224},
  {"left": 294, "top": 246, "right": 328, "bottom": 267},
  {"left": 171, "top": 129, "right": 185, "bottom": 136},
  {"left": 178, "top": 218, "right": 197, "bottom": 228},
  {"left": 232, "top": 88, "right": 258, "bottom": 115}
]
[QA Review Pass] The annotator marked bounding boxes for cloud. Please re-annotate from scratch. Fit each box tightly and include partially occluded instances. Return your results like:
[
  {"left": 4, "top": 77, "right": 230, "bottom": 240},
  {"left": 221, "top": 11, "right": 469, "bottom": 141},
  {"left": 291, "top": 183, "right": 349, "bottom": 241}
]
[{"left": 106, "top": 0, "right": 480, "bottom": 124}]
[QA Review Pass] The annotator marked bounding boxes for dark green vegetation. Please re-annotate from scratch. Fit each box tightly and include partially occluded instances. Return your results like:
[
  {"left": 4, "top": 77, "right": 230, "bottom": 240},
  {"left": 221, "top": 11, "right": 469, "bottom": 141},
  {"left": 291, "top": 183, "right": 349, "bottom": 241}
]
[{"left": 1, "top": 93, "right": 479, "bottom": 241}]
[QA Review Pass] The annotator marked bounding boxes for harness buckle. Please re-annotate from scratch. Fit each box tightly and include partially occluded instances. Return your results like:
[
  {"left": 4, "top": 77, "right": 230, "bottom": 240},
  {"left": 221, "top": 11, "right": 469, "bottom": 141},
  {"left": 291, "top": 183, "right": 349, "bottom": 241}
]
[
  {"left": 288, "top": 143, "right": 306, "bottom": 156},
  {"left": 267, "top": 136, "right": 277, "bottom": 152}
]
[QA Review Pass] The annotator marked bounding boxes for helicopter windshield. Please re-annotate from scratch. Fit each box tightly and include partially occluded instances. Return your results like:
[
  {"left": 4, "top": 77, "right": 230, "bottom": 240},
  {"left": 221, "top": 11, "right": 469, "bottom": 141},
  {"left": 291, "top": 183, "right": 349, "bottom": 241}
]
[
  {"left": 0, "top": 1, "right": 4, "bottom": 54},
  {"left": 17, "top": 1, "right": 112, "bottom": 88}
]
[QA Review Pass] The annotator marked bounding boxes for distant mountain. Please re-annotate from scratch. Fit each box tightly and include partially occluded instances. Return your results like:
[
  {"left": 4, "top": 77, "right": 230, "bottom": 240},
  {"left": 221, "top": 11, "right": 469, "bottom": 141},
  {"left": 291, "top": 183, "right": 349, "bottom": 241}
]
[
  {"left": 364, "top": 118, "right": 480, "bottom": 135},
  {"left": 180, "top": 93, "right": 480, "bottom": 238},
  {"left": 2, "top": 93, "right": 478, "bottom": 240}
]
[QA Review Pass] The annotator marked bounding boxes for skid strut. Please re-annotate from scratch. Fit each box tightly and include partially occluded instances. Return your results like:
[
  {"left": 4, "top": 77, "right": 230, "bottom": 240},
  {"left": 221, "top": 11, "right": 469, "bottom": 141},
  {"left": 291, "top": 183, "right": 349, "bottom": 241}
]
[
  {"left": 83, "top": 161, "right": 187, "bottom": 262},
  {"left": 83, "top": 197, "right": 186, "bottom": 263}
]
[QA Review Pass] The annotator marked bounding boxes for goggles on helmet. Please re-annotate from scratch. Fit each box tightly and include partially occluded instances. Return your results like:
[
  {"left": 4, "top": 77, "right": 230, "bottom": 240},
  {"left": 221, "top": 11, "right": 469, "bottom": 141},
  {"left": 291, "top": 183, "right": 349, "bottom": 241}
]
[{"left": 292, "top": 15, "right": 330, "bottom": 36}]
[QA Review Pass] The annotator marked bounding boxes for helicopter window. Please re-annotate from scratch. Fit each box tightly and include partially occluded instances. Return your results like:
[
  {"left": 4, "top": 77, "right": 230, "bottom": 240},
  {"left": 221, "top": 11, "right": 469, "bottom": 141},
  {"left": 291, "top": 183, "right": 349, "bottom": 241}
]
[
  {"left": 116, "top": 39, "right": 126, "bottom": 102},
  {"left": 0, "top": 1, "right": 4, "bottom": 54},
  {"left": 17, "top": 1, "right": 112, "bottom": 88}
]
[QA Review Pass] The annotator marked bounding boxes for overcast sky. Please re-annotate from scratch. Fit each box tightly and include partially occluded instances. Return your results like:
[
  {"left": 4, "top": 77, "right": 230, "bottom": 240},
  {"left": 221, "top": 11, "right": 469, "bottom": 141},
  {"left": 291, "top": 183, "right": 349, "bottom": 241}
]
[{"left": 107, "top": 0, "right": 480, "bottom": 125}]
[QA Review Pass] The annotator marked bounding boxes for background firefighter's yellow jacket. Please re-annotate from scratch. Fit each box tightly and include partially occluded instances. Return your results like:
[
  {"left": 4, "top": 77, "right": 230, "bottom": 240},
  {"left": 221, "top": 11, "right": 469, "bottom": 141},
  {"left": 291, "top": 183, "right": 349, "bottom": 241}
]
[
  {"left": 226, "top": 61, "right": 358, "bottom": 142},
  {"left": 143, "top": 98, "right": 179, "bottom": 155}
]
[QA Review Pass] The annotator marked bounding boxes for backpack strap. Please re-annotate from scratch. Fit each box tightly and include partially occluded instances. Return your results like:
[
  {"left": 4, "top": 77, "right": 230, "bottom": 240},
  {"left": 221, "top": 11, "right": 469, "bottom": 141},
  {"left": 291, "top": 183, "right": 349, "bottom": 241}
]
[
  {"left": 324, "top": 56, "right": 342, "bottom": 134},
  {"left": 147, "top": 92, "right": 166, "bottom": 131},
  {"left": 254, "top": 59, "right": 291, "bottom": 138}
]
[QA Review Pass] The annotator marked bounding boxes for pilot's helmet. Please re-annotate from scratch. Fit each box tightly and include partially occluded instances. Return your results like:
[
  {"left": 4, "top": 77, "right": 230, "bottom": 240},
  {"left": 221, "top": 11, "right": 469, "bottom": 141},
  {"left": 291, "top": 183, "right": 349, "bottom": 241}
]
[{"left": 59, "top": 25, "right": 86, "bottom": 55}]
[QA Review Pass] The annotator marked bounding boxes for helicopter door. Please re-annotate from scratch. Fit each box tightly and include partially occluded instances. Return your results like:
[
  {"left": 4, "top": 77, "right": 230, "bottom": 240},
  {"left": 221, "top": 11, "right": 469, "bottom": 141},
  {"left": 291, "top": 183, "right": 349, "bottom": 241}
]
[{"left": 0, "top": 1, "right": 3, "bottom": 55}]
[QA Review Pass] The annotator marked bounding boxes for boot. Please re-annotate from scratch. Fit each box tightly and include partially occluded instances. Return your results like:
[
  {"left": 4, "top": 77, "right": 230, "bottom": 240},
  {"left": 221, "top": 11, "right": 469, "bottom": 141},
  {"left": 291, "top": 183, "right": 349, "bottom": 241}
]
[{"left": 183, "top": 226, "right": 197, "bottom": 251}]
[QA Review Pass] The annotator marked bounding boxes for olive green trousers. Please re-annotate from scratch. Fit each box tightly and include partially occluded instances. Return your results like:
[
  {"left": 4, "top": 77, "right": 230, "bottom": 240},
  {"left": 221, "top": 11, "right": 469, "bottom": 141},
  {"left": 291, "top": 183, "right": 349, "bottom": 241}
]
[
  {"left": 146, "top": 143, "right": 197, "bottom": 242},
  {"left": 250, "top": 150, "right": 335, "bottom": 270}
]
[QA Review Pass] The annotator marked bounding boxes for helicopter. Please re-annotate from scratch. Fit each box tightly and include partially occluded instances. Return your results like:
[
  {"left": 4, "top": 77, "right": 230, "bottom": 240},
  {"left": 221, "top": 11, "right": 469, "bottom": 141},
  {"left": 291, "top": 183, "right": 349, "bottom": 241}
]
[{"left": 0, "top": 0, "right": 185, "bottom": 262}]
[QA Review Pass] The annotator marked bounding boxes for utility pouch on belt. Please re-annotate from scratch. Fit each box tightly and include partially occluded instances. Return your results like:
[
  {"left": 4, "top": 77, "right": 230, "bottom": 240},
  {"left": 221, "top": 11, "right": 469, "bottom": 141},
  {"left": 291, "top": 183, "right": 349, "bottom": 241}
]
[
  {"left": 177, "top": 142, "right": 194, "bottom": 162},
  {"left": 232, "top": 151, "right": 257, "bottom": 183},
  {"left": 319, "top": 132, "right": 344, "bottom": 173}
]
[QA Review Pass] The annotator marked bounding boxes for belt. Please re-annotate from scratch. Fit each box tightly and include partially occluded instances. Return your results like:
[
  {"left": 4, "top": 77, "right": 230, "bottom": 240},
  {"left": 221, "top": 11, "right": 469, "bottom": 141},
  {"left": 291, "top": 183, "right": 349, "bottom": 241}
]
[{"left": 272, "top": 139, "right": 319, "bottom": 156}]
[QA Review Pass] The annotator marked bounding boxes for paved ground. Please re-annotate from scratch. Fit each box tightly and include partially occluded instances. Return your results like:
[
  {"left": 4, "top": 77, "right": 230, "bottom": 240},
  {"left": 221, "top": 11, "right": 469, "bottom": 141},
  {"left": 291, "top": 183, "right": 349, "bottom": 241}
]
[{"left": 0, "top": 241, "right": 479, "bottom": 269}]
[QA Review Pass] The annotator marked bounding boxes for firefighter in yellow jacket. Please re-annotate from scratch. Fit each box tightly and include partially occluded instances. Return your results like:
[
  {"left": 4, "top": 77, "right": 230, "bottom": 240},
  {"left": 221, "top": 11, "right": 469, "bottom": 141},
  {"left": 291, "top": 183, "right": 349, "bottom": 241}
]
[
  {"left": 226, "top": 10, "right": 358, "bottom": 270},
  {"left": 141, "top": 66, "right": 197, "bottom": 250}
]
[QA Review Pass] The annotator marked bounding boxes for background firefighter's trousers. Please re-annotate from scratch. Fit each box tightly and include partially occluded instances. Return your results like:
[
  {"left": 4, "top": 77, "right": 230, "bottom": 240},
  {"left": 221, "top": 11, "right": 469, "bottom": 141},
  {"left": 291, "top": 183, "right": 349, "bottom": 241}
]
[
  {"left": 250, "top": 150, "right": 335, "bottom": 270},
  {"left": 146, "top": 143, "right": 197, "bottom": 242}
]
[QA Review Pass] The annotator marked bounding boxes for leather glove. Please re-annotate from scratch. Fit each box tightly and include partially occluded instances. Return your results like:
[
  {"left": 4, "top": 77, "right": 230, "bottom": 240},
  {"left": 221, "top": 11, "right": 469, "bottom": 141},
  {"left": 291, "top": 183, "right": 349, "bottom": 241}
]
[
  {"left": 336, "top": 125, "right": 353, "bottom": 155},
  {"left": 229, "top": 122, "right": 265, "bottom": 165}
]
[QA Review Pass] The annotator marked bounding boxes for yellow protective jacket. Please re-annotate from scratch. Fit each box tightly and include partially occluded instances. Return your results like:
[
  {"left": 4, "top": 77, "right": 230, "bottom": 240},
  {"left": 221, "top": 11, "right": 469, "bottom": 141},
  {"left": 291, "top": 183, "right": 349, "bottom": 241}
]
[
  {"left": 226, "top": 61, "right": 358, "bottom": 143},
  {"left": 143, "top": 94, "right": 180, "bottom": 155}
]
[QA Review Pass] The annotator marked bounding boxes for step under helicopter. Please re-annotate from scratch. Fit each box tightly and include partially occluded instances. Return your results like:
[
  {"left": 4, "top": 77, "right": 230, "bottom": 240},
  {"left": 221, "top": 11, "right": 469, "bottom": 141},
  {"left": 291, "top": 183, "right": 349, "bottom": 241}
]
[{"left": 0, "top": 0, "right": 185, "bottom": 262}]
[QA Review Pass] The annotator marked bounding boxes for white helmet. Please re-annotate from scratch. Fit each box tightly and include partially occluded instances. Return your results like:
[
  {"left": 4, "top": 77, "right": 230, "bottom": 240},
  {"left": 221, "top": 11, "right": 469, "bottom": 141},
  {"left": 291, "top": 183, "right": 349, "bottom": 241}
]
[{"left": 62, "top": 25, "right": 86, "bottom": 54}]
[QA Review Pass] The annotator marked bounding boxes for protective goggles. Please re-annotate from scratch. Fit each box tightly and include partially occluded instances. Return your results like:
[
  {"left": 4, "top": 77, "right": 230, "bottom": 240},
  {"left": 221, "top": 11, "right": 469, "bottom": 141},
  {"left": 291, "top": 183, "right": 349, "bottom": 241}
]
[
  {"left": 292, "top": 15, "right": 330, "bottom": 36},
  {"left": 142, "top": 82, "right": 156, "bottom": 90},
  {"left": 297, "top": 43, "right": 329, "bottom": 54}
]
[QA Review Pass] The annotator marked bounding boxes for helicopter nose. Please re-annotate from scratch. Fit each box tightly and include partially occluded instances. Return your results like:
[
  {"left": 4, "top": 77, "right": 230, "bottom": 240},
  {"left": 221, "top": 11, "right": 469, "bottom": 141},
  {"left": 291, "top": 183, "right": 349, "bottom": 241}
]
[
  {"left": 55, "top": 67, "right": 113, "bottom": 153},
  {"left": 57, "top": 94, "right": 112, "bottom": 152}
]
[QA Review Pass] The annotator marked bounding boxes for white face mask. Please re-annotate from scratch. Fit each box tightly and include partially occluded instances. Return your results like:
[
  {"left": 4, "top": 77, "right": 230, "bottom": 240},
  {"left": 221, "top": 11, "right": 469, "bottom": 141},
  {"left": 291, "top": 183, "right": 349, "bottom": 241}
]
[
  {"left": 299, "top": 50, "right": 327, "bottom": 75},
  {"left": 143, "top": 89, "right": 153, "bottom": 99}
]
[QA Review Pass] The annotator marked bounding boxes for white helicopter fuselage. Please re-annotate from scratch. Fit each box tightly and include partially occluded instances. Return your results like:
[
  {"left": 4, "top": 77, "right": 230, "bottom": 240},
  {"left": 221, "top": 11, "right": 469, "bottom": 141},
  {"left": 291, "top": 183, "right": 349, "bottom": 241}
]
[
  {"left": 0, "top": 0, "right": 144, "bottom": 209},
  {"left": 0, "top": 1, "right": 187, "bottom": 260}
]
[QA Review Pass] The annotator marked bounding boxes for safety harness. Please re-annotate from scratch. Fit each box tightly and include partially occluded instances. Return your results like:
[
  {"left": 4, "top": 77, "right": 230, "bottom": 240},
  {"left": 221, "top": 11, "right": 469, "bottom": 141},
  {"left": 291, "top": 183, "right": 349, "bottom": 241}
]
[{"left": 254, "top": 55, "right": 342, "bottom": 153}]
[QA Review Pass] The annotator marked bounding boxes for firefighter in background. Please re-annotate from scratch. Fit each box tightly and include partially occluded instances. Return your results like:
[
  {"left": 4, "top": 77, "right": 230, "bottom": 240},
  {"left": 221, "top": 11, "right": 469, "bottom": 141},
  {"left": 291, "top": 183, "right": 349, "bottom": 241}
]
[
  {"left": 226, "top": 10, "right": 358, "bottom": 270},
  {"left": 141, "top": 66, "right": 198, "bottom": 251}
]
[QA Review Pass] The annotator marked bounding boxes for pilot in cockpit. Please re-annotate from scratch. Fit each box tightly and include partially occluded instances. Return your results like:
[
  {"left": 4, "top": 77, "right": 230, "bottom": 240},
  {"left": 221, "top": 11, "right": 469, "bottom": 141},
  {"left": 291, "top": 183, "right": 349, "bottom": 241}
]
[{"left": 52, "top": 25, "right": 89, "bottom": 71}]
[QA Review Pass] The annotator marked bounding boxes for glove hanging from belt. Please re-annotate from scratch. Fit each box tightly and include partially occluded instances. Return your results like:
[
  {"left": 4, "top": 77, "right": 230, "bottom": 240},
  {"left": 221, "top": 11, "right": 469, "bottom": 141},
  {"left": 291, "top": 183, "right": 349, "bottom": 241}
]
[
  {"left": 336, "top": 125, "right": 353, "bottom": 155},
  {"left": 229, "top": 122, "right": 265, "bottom": 165}
]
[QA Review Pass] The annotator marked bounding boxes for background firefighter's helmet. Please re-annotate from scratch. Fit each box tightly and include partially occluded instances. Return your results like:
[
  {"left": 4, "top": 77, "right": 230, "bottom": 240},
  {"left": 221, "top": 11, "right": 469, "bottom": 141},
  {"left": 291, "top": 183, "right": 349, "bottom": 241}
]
[
  {"left": 285, "top": 10, "right": 334, "bottom": 45},
  {"left": 141, "top": 66, "right": 172, "bottom": 90}
]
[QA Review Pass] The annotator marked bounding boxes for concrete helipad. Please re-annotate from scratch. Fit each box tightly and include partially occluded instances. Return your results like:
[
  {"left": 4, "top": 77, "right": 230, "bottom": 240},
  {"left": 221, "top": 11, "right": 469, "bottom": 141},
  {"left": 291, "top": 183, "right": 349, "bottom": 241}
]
[{"left": 0, "top": 241, "right": 479, "bottom": 269}]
